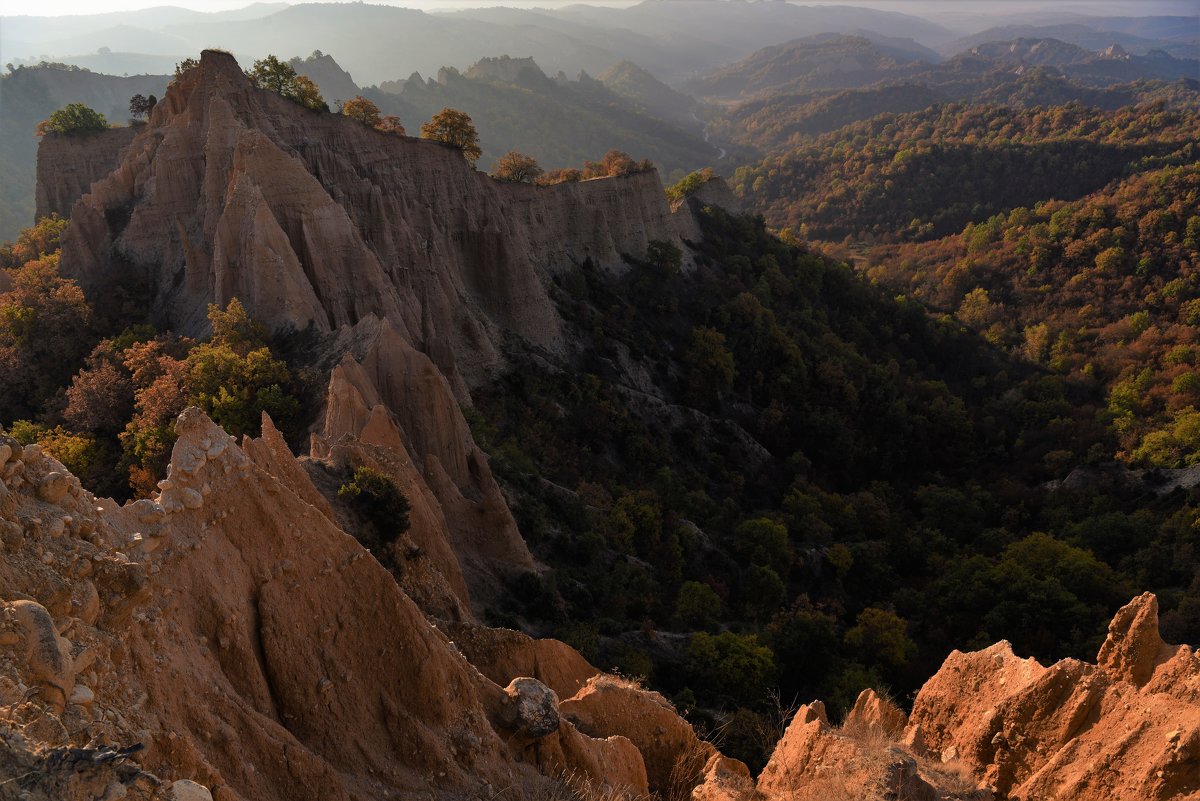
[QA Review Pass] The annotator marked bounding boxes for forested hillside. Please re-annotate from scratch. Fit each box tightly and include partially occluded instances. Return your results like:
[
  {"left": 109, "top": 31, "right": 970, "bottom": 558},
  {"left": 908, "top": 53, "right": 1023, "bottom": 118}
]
[
  {"left": 731, "top": 99, "right": 1198, "bottom": 241},
  {"left": 467, "top": 205, "right": 1200, "bottom": 767}
]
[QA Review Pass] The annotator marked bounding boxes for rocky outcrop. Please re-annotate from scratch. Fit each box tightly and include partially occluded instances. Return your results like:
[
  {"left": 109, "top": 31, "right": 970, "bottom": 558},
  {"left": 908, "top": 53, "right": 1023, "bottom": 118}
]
[
  {"left": 757, "top": 701, "right": 986, "bottom": 801},
  {"left": 43, "top": 49, "right": 698, "bottom": 612},
  {"left": 50, "top": 49, "right": 694, "bottom": 391},
  {"left": 35, "top": 127, "right": 137, "bottom": 221},
  {"left": 753, "top": 595, "right": 1199, "bottom": 801},
  {"left": 906, "top": 592, "right": 1200, "bottom": 801},
  {"left": 311, "top": 318, "right": 535, "bottom": 613},
  {"left": 0, "top": 408, "right": 696, "bottom": 801},
  {"left": 560, "top": 674, "right": 752, "bottom": 798}
]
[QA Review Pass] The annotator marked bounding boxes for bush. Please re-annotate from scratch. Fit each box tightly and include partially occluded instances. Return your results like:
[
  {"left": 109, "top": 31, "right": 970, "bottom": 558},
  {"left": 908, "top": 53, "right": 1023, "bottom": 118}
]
[
  {"left": 37, "top": 103, "right": 108, "bottom": 136},
  {"left": 338, "top": 466, "right": 411, "bottom": 543},
  {"left": 666, "top": 167, "right": 715, "bottom": 204}
]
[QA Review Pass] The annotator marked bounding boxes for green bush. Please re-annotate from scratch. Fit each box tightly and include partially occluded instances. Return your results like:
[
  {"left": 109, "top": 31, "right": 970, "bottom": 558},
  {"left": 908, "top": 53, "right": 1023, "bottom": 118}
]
[
  {"left": 37, "top": 103, "right": 108, "bottom": 136},
  {"left": 338, "top": 466, "right": 411, "bottom": 543}
]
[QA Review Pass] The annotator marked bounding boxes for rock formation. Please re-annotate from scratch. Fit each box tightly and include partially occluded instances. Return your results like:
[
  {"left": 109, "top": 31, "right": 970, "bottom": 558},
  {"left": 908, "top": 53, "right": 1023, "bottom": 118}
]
[
  {"left": 40, "top": 48, "right": 703, "bottom": 614},
  {"left": 49, "top": 49, "right": 696, "bottom": 390},
  {"left": 906, "top": 592, "right": 1199, "bottom": 801},
  {"left": 0, "top": 408, "right": 713, "bottom": 800},
  {"left": 754, "top": 594, "right": 1200, "bottom": 801}
]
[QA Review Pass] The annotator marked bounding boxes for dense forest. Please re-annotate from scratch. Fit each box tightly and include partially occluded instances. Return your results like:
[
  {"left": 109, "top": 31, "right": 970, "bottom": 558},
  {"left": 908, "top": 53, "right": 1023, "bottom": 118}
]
[
  {"left": 466, "top": 205, "right": 1200, "bottom": 767},
  {"left": 730, "top": 97, "right": 1199, "bottom": 241}
]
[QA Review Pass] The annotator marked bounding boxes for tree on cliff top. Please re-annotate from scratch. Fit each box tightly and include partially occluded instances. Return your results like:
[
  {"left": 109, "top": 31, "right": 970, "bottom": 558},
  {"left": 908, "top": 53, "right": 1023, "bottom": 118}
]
[
  {"left": 492, "top": 151, "right": 543, "bottom": 183},
  {"left": 420, "top": 108, "right": 482, "bottom": 165},
  {"left": 36, "top": 103, "right": 108, "bottom": 136},
  {"left": 341, "top": 96, "right": 382, "bottom": 128},
  {"left": 129, "top": 93, "right": 157, "bottom": 123},
  {"left": 246, "top": 55, "right": 328, "bottom": 112}
]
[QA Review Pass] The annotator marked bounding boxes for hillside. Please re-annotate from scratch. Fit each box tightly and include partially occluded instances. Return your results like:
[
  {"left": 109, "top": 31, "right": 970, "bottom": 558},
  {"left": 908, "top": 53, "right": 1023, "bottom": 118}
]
[
  {"left": 367, "top": 56, "right": 715, "bottom": 178},
  {"left": 731, "top": 100, "right": 1199, "bottom": 241},
  {"left": 857, "top": 164, "right": 1200, "bottom": 467},
  {"left": 598, "top": 59, "right": 699, "bottom": 129},
  {"left": 0, "top": 63, "right": 167, "bottom": 241},
  {"left": 685, "top": 34, "right": 935, "bottom": 99}
]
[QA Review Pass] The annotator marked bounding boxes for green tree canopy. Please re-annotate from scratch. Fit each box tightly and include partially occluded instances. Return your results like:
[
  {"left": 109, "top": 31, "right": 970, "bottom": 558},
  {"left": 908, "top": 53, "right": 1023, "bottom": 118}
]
[
  {"left": 37, "top": 103, "right": 108, "bottom": 136},
  {"left": 246, "top": 55, "right": 327, "bottom": 111}
]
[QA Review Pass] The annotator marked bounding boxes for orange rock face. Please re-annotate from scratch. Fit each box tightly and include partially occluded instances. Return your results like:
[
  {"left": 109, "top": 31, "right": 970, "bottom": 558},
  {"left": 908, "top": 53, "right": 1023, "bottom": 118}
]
[
  {"left": 0, "top": 409, "right": 682, "bottom": 801},
  {"left": 906, "top": 592, "right": 1200, "bottom": 801}
]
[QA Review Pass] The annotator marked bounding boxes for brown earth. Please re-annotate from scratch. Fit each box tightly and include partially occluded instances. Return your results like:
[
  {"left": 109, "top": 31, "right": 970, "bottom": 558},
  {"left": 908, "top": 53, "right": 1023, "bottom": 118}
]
[{"left": 0, "top": 409, "right": 715, "bottom": 800}]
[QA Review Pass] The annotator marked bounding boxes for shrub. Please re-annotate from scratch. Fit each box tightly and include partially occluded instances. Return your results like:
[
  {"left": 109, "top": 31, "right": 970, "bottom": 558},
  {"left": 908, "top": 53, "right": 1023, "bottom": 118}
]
[
  {"left": 338, "top": 466, "right": 411, "bottom": 543},
  {"left": 36, "top": 103, "right": 108, "bottom": 136}
]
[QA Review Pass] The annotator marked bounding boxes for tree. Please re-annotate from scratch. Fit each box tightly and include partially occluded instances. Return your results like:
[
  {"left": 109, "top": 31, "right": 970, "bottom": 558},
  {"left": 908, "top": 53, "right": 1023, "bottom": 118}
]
[
  {"left": 173, "top": 57, "right": 198, "bottom": 78},
  {"left": 666, "top": 167, "right": 715, "bottom": 204},
  {"left": 129, "top": 93, "right": 156, "bottom": 122},
  {"left": 184, "top": 301, "right": 299, "bottom": 439},
  {"left": 246, "top": 55, "right": 327, "bottom": 111},
  {"left": 290, "top": 75, "right": 327, "bottom": 112},
  {"left": 420, "top": 108, "right": 481, "bottom": 165},
  {"left": 339, "top": 466, "right": 412, "bottom": 543},
  {"left": 376, "top": 115, "right": 406, "bottom": 135},
  {"left": 684, "top": 326, "right": 735, "bottom": 406},
  {"left": 675, "top": 581, "right": 722, "bottom": 631},
  {"left": 492, "top": 151, "right": 543, "bottom": 183},
  {"left": 246, "top": 55, "right": 296, "bottom": 94},
  {"left": 36, "top": 103, "right": 108, "bottom": 136},
  {"left": 341, "top": 96, "right": 381, "bottom": 128},
  {"left": 0, "top": 253, "right": 94, "bottom": 419}
]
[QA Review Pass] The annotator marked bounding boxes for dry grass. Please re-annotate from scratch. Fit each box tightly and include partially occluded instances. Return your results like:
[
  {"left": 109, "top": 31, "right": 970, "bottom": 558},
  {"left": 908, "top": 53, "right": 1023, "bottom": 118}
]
[
  {"left": 526, "top": 769, "right": 652, "bottom": 801},
  {"left": 666, "top": 736, "right": 712, "bottom": 801}
]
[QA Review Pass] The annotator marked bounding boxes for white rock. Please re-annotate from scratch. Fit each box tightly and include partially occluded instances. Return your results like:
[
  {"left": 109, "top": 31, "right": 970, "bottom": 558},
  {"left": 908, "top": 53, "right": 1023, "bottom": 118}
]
[
  {"left": 36, "top": 472, "right": 70, "bottom": 504},
  {"left": 168, "top": 779, "right": 214, "bottom": 801}
]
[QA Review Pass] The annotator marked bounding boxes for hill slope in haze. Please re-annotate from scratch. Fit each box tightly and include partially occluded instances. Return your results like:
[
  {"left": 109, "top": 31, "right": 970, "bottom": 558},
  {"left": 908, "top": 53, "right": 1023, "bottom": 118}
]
[
  {"left": 368, "top": 56, "right": 715, "bottom": 178},
  {"left": 0, "top": 63, "right": 168, "bottom": 241}
]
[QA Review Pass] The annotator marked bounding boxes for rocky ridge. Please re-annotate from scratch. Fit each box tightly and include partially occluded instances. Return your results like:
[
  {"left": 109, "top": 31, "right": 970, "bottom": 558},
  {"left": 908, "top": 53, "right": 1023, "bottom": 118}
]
[
  {"left": 2, "top": 418, "right": 1195, "bottom": 799},
  {"left": 37, "top": 48, "right": 707, "bottom": 614},
  {"left": 0, "top": 408, "right": 711, "bottom": 800}
]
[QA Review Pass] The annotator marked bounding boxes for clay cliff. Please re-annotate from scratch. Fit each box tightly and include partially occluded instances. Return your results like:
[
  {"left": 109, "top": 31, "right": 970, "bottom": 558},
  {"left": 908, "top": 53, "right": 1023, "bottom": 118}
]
[
  {"left": 0, "top": 408, "right": 721, "bottom": 801},
  {"left": 754, "top": 594, "right": 1199, "bottom": 801},
  {"left": 34, "top": 127, "right": 137, "bottom": 224},
  {"left": 49, "top": 49, "right": 695, "bottom": 391},
  {"left": 39, "top": 50, "right": 703, "bottom": 614}
]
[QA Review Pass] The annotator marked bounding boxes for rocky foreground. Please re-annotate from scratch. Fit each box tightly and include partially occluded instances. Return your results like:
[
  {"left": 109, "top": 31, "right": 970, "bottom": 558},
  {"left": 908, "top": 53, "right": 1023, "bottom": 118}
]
[{"left": 0, "top": 408, "right": 1196, "bottom": 800}]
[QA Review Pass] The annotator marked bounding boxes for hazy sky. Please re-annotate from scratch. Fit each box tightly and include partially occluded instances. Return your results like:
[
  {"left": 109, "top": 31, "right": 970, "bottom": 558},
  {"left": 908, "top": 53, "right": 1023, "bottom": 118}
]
[{"left": 1, "top": 0, "right": 1196, "bottom": 17}]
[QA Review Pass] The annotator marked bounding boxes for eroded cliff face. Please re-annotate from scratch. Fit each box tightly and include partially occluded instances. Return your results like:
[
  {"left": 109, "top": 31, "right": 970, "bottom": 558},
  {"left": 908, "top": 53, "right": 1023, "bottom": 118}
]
[
  {"left": 0, "top": 409, "right": 724, "bottom": 801},
  {"left": 753, "top": 594, "right": 1200, "bottom": 801},
  {"left": 35, "top": 127, "right": 138, "bottom": 223},
  {"left": 51, "top": 49, "right": 694, "bottom": 391},
  {"left": 42, "top": 50, "right": 699, "bottom": 614}
]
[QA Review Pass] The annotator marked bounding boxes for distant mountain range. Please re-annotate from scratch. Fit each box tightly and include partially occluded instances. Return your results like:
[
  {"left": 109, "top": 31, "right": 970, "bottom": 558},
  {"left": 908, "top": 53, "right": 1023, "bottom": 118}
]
[
  {"left": 365, "top": 55, "right": 715, "bottom": 178},
  {"left": 2, "top": 1, "right": 952, "bottom": 85}
]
